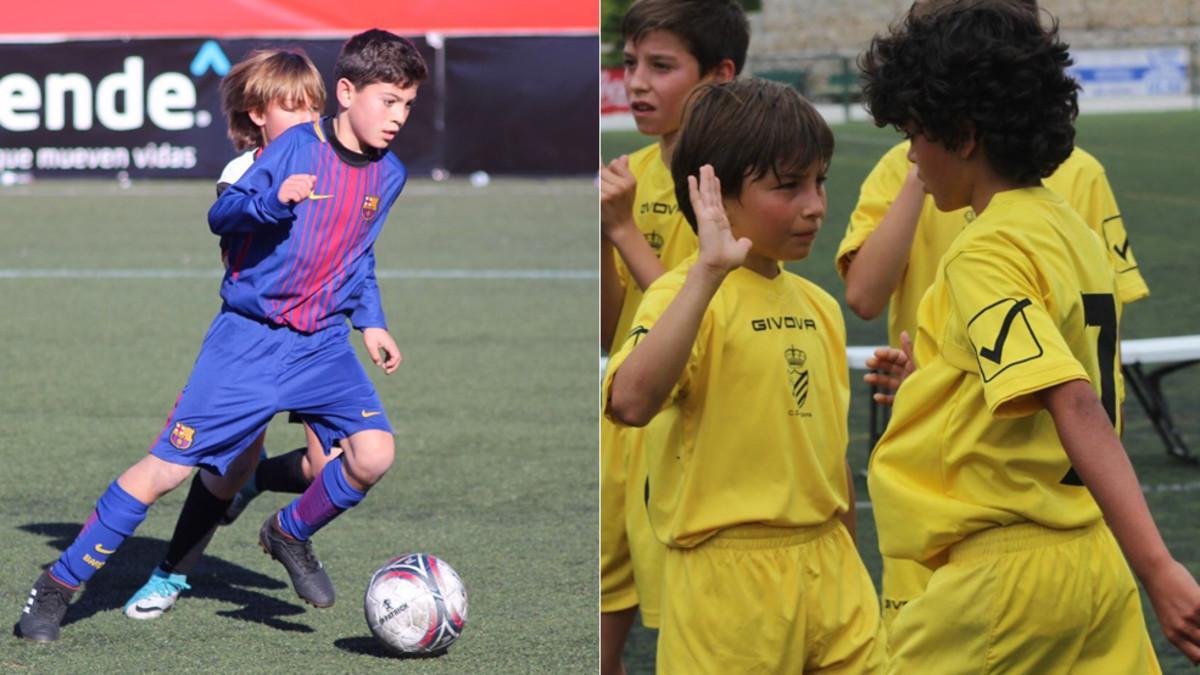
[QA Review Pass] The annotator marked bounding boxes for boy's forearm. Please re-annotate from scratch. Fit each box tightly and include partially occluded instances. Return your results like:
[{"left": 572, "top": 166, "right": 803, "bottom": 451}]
[
  {"left": 608, "top": 265, "right": 724, "bottom": 427},
  {"left": 1041, "top": 379, "right": 1174, "bottom": 579},
  {"left": 609, "top": 224, "right": 667, "bottom": 291},
  {"left": 208, "top": 190, "right": 293, "bottom": 234},
  {"left": 844, "top": 171, "right": 925, "bottom": 320},
  {"left": 600, "top": 239, "right": 626, "bottom": 350}
]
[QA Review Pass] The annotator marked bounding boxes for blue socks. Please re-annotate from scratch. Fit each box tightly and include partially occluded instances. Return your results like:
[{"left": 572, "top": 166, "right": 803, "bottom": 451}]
[
  {"left": 277, "top": 457, "right": 365, "bottom": 541},
  {"left": 50, "top": 481, "right": 149, "bottom": 589}
]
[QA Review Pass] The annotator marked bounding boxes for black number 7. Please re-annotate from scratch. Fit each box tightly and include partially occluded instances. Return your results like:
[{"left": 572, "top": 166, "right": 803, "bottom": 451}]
[{"left": 1062, "top": 292, "right": 1117, "bottom": 485}]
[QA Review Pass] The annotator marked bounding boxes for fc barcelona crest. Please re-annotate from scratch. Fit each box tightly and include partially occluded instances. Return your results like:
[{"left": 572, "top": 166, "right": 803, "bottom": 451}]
[
  {"left": 785, "top": 345, "right": 809, "bottom": 409},
  {"left": 169, "top": 422, "right": 195, "bottom": 450},
  {"left": 362, "top": 195, "right": 380, "bottom": 220}
]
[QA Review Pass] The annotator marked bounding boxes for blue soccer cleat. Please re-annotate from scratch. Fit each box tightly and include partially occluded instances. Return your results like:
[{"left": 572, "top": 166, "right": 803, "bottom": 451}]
[{"left": 123, "top": 568, "right": 191, "bottom": 620}]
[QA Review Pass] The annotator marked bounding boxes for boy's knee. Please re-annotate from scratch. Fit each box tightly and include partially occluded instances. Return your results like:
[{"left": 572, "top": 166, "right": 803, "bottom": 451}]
[
  {"left": 120, "top": 454, "right": 195, "bottom": 504},
  {"left": 343, "top": 431, "right": 395, "bottom": 488}
]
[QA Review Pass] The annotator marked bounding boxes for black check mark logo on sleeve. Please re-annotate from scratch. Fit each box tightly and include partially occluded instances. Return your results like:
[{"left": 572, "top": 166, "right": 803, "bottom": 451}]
[
  {"left": 978, "top": 299, "right": 1032, "bottom": 364},
  {"left": 1113, "top": 238, "right": 1131, "bottom": 261},
  {"left": 629, "top": 326, "right": 649, "bottom": 346}
]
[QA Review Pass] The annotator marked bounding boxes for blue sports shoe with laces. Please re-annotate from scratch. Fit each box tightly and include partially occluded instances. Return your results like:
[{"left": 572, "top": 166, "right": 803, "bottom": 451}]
[{"left": 123, "top": 568, "right": 191, "bottom": 620}]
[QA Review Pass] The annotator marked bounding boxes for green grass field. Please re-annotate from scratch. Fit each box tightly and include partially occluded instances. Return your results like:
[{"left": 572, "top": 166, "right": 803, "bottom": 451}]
[
  {"left": 0, "top": 178, "right": 597, "bottom": 672},
  {"left": 606, "top": 111, "right": 1200, "bottom": 674}
]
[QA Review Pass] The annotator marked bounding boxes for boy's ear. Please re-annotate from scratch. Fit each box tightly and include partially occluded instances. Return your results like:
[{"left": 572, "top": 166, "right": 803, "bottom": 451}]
[
  {"left": 957, "top": 122, "right": 978, "bottom": 159},
  {"left": 247, "top": 108, "right": 267, "bottom": 128},
  {"left": 335, "top": 78, "right": 356, "bottom": 107},
  {"left": 708, "top": 59, "right": 737, "bottom": 84}
]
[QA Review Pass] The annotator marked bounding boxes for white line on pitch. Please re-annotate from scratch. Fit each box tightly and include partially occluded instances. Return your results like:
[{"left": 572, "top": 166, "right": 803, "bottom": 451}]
[{"left": 1141, "top": 480, "right": 1200, "bottom": 494}]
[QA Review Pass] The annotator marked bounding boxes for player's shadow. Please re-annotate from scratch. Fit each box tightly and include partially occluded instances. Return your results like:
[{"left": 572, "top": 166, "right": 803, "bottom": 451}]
[
  {"left": 333, "top": 636, "right": 449, "bottom": 660},
  {"left": 18, "top": 522, "right": 313, "bottom": 634}
]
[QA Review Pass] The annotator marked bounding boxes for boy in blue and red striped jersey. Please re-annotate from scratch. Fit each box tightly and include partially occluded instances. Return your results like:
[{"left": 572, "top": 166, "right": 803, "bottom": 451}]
[
  {"left": 16, "top": 29, "right": 428, "bottom": 642},
  {"left": 122, "top": 47, "right": 346, "bottom": 621}
]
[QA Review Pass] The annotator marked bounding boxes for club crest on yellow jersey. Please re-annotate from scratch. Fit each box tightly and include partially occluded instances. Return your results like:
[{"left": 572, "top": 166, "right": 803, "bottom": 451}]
[
  {"left": 362, "top": 195, "right": 380, "bottom": 220},
  {"left": 785, "top": 345, "right": 809, "bottom": 410},
  {"left": 644, "top": 230, "right": 664, "bottom": 253},
  {"left": 169, "top": 422, "right": 196, "bottom": 450}
]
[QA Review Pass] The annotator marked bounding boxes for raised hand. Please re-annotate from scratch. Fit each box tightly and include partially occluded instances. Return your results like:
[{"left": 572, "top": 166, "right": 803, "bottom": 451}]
[
  {"left": 688, "top": 164, "right": 751, "bottom": 275},
  {"left": 277, "top": 174, "right": 318, "bottom": 205},
  {"left": 865, "top": 330, "right": 916, "bottom": 405},
  {"left": 600, "top": 155, "right": 638, "bottom": 240}
]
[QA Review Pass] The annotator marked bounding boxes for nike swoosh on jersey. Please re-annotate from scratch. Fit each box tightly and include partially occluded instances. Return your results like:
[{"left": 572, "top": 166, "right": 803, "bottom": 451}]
[
  {"left": 361, "top": 410, "right": 382, "bottom": 418},
  {"left": 95, "top": 543, "right": 117, "bottom": 554},
  {"left": 978, "top": 298, "right": 1033, "bottom": 364},
  {"left": 308, "top": 192, "right": 334, "bottom": 200},
  {"left": 1112, "top": 238, "right": 1131, "bottom": 260}
]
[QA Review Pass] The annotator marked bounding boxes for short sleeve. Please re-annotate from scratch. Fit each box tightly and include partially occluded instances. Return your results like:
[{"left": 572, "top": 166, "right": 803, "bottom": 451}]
[
  {"left": 945, "top": 246, "right": 1089, "bottom": 418},
  {"left": 1071, "top": 170, "right": 1149, "bottom": 306},
  {"left": 602, "top": 273, "right": 711, "bottom": 422},
  {"left": 836, "top": 143, "right": 909, "bottom": 279}
]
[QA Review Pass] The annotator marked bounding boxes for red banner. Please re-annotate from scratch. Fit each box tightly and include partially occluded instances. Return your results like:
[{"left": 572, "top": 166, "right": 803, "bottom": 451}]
[
  {"left": 2, "top": 0, "right": 597, "bottom": 39},
  {"left": 601, "top": 67, "right": 628, "bottom": 115}
]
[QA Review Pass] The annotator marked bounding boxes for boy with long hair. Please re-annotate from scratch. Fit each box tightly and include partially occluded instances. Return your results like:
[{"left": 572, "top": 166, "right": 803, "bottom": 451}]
[
  {"left": 837, "top": 0, "right": 1150, "bottom": 633},
  {"left": 860, "top": 1, "right": 1200, "bottom": 669}
]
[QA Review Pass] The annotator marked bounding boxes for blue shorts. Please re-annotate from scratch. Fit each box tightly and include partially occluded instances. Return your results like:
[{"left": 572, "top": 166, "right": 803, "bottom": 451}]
[
  {"left": 288, "top": 412, "right": 344, "bottom": 454},
  {"left": 150, "top": 310, "right": 392, "bottom": 474}
]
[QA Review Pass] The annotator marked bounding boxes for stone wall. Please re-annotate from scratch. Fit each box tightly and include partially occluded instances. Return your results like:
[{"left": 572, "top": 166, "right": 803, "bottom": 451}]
[
  {"left": 747, "top": 1, "right": 1200, "bottom": 99},
  {"left": 749, "top": 0, "right": 1200, "bottom": 62}
]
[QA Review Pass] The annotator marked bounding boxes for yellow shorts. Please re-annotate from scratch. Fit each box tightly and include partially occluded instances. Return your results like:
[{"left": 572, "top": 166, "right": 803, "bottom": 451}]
[
  {"left": 599, "top": 419, "right": 665, "bottom": 627},
  {"left": 658, "top": 520, "right": 884, "bottom": 674},
  {"left": 880, "top": 555, "right": 932, "bottom": 635},
  {"left": 887, "top": 521, "right": 1161, "bottom": 675},
  {"left": 600, "top": 418, "right": 636, "bottom": 613}
]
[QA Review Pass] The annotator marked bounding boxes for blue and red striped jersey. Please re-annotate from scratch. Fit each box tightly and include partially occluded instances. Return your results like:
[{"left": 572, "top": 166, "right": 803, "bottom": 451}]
[{"left": 208, "top": 117, "right": 407, "bottom": 334}]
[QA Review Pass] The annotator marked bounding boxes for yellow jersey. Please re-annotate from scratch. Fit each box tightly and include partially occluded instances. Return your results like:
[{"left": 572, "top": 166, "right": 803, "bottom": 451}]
[
  {"left": 605, "top": 255, "right": 851, "bottom": 548},
  {"left": 869, "top": 187, "right": 1123, "bottom": 566},
  {"left": 609, "top": 142, "right": 699, "bottom": 353},
  {"left": 837, "top": 142, "right": 1148, "bottom": 347}
]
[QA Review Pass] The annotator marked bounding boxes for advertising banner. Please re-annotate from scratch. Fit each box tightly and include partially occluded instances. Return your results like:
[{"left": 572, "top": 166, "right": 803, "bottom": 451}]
[
  {"left": 1, "top": 35, "right": 596, "bottom": 177},
  {"left": 1067, "top": 47, "right": 1189, "bottom": 98}
]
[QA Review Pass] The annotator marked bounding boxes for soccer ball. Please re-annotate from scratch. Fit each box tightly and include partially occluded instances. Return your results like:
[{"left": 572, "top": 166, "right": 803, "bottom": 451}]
[{"left": 364, "top": 553, "right": 468, "bottom": 655}]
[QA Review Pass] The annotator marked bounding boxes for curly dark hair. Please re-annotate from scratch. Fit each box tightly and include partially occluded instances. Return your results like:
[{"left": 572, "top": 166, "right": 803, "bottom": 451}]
[
  {"left": 671, "top": 78, "right": 833, "bottom": 232},
  {"left": 860, "top": 0, "right": 1079, "bottom": 183}
]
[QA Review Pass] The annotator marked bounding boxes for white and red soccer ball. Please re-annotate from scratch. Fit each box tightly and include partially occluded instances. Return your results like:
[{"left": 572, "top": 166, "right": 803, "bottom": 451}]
[{"left": 364, "top": 553, "right": 468, "bottom": 655}]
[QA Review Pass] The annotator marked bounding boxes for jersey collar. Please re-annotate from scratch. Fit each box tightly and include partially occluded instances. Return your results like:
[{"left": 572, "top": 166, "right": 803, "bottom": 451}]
[{"left": 320, "top": 116, "right": 388, "bottom": 168}]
